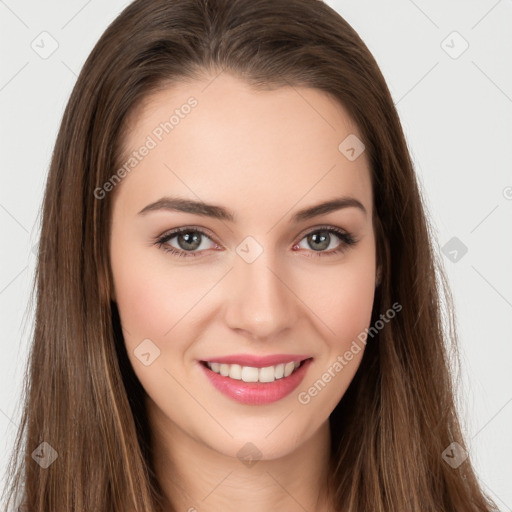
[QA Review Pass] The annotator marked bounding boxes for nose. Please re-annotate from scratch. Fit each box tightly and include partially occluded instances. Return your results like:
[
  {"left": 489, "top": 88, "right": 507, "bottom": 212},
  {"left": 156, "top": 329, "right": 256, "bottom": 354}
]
[{"left": 223, "top": 246, "right": 300, "bottom": 340}]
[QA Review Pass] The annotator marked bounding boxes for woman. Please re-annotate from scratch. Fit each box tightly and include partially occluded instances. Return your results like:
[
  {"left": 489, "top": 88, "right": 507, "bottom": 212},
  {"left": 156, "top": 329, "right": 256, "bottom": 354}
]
[{"left": 1, "top": 0, "right": 499, "bottom": 510}]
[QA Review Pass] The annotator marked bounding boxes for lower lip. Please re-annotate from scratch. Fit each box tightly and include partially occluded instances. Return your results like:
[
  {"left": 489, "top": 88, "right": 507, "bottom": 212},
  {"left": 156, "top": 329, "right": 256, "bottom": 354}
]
[{"left": 198, "top": 358, "right": 313, "bottom": 405}]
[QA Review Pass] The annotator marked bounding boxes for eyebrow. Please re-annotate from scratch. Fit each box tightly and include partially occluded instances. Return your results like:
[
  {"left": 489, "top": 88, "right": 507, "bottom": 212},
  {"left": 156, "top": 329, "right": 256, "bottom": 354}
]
[{"left": 137, "top": 195, "right": 367, "bottom": 222}]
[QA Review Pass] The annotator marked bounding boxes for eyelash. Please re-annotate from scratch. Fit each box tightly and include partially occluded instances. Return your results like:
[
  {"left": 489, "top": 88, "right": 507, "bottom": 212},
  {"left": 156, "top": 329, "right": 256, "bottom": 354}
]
[{"left": 154, "top": 225, "right": 357, "bottom": 259}]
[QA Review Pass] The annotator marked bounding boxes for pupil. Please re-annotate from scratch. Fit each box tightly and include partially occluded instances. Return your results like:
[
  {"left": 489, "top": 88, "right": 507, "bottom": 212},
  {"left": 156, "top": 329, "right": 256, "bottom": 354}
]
[
  {"left": 309, "top": 231, "right": 329, "bottom": 251},
  {"left": 178, "top": 232, "right": 201, "bottom": 250}
]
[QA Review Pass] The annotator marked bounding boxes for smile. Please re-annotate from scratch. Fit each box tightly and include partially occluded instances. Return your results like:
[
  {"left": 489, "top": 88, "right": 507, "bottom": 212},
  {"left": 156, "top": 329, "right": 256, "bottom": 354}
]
[
  {"left": 198, "top": 357, "right": 313, "bottom": 405},
  {"left": 203, "top": 360, "right": 302, "bottom": 383}
]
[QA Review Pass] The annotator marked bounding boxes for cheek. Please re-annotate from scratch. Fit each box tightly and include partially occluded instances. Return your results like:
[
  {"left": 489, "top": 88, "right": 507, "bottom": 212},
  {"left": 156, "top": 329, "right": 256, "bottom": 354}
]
[
  {"left": 110, "top": 232, "right": 181, "bottom": 350},
  {"left": 110, "top": 241, "right": 222, "bottom": 347},
  {"left": 110, "top": 247, "right": 201, "bottom": 404},
  {"left": 294, "top": 257, "right": 375, "bottom": 413},
  {"left": 323, "top": 269, "right": 375, "bottom": 339},
  {"left": 112, "top": 254, "right": 167, "bottom": 338},
  {"left": 301, "top": 252, "right": 376, "bottom": 350}
]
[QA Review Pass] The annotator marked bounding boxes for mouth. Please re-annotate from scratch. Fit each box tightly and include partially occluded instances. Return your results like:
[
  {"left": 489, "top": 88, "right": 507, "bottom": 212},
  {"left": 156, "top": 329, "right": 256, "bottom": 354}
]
[
  {"left": 199, "top": 357, "right": 313, "bottom": 384},
  {"left": 198, "top": 357, "right": 314, "bottom": 405}
]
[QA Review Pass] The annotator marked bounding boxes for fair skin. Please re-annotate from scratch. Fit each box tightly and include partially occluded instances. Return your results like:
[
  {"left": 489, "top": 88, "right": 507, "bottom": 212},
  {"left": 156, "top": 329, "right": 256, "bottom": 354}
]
[{"left": 109, "top": 72, "right": 377, "bottom": 511}]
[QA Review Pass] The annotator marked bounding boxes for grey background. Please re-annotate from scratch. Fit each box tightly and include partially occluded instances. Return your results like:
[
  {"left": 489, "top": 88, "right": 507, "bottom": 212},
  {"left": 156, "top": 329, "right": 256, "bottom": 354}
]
[{"left": 1, "top": 0, "right": 511, "bottom": 508}]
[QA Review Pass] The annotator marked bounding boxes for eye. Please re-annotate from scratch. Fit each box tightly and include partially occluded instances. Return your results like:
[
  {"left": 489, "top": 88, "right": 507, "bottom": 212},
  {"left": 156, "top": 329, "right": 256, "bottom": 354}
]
[
  {"left": 155, "top": 227, "right": 219, "bottom": 258},
  {"left": 293, "top": 226, "right": 357, "bottom": 257}
]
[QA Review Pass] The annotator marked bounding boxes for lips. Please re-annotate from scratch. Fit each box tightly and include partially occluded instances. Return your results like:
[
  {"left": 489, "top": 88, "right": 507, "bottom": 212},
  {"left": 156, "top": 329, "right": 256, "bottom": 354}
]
[{"left": 198, "top": 356, "right": 314, "bottom": 405}]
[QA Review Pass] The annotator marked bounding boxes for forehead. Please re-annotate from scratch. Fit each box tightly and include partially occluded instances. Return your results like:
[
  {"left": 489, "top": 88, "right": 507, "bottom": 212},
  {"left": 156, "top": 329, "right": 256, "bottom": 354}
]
[{"left": 115, "top": 73, "right": 372, "bottom": 221}]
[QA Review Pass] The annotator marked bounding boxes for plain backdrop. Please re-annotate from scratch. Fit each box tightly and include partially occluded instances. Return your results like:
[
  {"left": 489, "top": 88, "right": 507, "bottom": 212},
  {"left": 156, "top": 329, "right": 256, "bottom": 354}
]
[{"left": 1, "top": 0, "right": 511, "bottom": 508}]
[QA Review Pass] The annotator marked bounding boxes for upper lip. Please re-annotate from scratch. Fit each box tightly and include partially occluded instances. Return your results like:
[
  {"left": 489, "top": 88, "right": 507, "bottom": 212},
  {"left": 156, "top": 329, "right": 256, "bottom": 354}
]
[{"left": 200, "top": 354, "right": 312, "bottom": 368}]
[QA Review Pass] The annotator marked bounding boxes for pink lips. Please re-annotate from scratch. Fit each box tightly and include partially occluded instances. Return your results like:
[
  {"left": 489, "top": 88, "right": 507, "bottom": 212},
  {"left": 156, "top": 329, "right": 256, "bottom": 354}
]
[{"left": 198, "top": 356, "right": 313, "bottom": 405}]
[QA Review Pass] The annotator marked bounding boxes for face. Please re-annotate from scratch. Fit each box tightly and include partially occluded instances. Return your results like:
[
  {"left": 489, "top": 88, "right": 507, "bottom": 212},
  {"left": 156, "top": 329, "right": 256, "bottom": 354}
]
[{"left": 109, "top": 72, "right": 377, "bottom": 462}]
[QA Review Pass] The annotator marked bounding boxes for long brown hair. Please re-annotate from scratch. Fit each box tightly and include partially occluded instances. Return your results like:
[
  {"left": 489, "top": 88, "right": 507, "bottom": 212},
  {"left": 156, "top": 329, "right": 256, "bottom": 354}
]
[{"left": 2, "top": 0, "right": 498, "bottom": 510}]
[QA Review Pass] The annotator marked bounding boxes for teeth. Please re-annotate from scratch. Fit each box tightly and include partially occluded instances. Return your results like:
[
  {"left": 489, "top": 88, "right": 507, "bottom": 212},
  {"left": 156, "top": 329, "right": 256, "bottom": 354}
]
[
  {"left": 229, "top": 364, "right": 242, "bottom": 380},
  {"left": 284, "top": 361, "right": 296, "bottom": 377},
  {"left": 241, "top": 366, "right": 258, "bottom": 382},
  {"left": 206, "top": 360, "right": 301, "bottom": 383}
]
